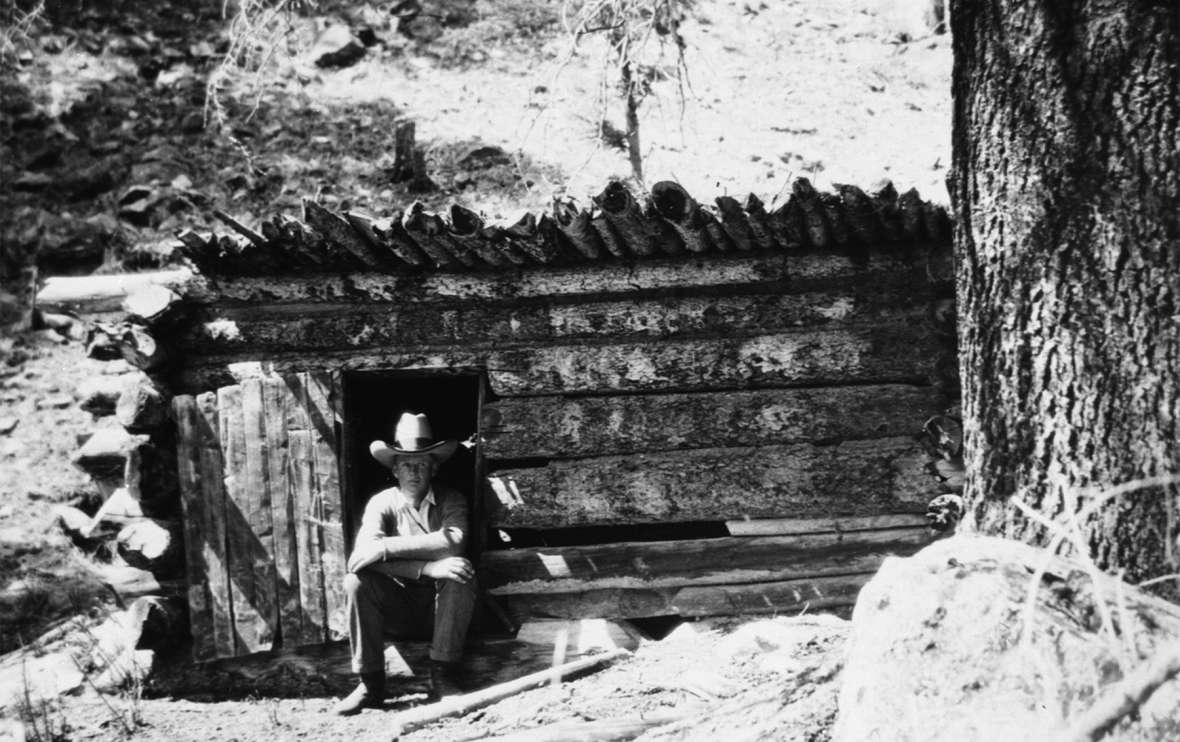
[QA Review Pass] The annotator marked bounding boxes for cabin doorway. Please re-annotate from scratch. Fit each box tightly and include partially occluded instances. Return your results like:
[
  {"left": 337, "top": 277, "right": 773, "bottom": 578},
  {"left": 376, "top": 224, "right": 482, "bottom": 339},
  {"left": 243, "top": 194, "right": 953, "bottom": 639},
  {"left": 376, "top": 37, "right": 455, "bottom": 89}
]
[{"left": 340, "top": 371, "right": 484, "bottom": 555}]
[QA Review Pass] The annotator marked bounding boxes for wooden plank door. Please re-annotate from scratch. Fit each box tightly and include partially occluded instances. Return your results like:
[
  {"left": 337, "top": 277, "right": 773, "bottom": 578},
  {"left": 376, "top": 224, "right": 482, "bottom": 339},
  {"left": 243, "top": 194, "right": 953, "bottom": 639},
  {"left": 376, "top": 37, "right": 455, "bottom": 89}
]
[{"left": 174, "top": 370, "right": 348, "bottom": 660}]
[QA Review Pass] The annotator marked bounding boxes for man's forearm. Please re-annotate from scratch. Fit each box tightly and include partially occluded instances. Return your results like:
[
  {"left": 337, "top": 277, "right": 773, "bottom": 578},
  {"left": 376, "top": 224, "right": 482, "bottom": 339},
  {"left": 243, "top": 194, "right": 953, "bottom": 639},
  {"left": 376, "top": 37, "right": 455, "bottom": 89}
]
[
  {"left": 381, "top": 530, "right": 464, "bottom": 560},
  {"left": 365, "top": 559, "right": 428, "bottom": 581}
]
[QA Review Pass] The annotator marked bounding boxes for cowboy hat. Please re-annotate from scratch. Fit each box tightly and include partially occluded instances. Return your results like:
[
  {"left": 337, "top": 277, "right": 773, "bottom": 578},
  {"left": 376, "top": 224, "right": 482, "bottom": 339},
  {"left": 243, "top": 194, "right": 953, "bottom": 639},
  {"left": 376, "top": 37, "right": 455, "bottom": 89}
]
[{"left": 370, "top": 412, "right": 458, "bottom": 469}]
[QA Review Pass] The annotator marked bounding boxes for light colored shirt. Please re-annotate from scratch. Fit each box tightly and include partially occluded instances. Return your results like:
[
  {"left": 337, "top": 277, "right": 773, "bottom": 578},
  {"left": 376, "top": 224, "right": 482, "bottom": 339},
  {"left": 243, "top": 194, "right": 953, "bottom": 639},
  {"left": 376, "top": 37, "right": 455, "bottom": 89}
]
[{"left": 353, "top": 484, "right": 469, "bottom": 581}]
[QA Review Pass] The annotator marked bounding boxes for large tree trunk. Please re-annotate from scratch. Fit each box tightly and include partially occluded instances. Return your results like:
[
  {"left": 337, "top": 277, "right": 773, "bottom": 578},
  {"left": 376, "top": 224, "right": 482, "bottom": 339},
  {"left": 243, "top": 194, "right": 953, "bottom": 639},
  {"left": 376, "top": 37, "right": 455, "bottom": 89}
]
[{"left": 951, "top": 1, "right": 1180, "bottom": 592}]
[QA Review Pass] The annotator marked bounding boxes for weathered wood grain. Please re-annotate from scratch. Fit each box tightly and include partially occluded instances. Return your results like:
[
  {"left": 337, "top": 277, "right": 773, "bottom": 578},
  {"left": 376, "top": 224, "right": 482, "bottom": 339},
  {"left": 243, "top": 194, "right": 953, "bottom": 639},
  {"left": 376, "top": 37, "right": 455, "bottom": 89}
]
[
  {"left": 725, "top": 512, "right": 929, "bottom": 536},
  {"left": 172, "top": 394, "right": 216, "bottom": 661},
  {"left": 481, "top": 528, "right": 931, "bottom": 593},
  {"left": 289, "top": 429, "right": 328, "bottom": 644},
  {"left": 194, "top": 391, "right": 235, "bottom": 658},
  {"left": 261, "top": 376, "right": 302, "bottom": 649},
  {"left": 179, "top": 322, "right": 948, "bottom": 395},
  {"left": 595, "top": 181, "right": 663, "bottom": 256},
  {"left": 496, "top": 573, "right": 874, "bottom": 622},
  {"left": 232, "top": 381, "right": 279, "bottom": 653},
  {"left": 485, "top": 436, "right": 941, "bottom": 528},
  {"left": 306, "top": 372, "right": 348, "bottom": 640},
  {"left": 552, "top": 198, "right": 604, "bottom": 259},
  {"left": 185, "top": 249, "right": 949, "bottom": 307},
  {"left": 482, "top": 384, "right": 947, "bottom": 459},
  {"left": 183, "top": 286, "right": 937, "bottom": 355}
]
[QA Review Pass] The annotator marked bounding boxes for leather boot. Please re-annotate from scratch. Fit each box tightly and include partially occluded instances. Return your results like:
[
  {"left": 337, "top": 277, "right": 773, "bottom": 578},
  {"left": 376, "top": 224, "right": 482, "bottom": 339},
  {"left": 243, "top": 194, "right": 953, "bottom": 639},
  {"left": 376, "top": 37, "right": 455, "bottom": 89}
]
[
  {"left": 333, "top": 671, "right": 385, "bottom": 715},
  {"left": 429, "top": 660, "right": 464, "bottom": 699}
]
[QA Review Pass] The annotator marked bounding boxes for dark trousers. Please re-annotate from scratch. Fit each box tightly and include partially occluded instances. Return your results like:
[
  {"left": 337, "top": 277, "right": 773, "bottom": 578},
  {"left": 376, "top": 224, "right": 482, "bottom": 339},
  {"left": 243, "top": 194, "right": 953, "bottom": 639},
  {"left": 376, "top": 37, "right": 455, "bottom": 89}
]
[{"left": 344, "top": 571, "right": 476, "bottom": 674}]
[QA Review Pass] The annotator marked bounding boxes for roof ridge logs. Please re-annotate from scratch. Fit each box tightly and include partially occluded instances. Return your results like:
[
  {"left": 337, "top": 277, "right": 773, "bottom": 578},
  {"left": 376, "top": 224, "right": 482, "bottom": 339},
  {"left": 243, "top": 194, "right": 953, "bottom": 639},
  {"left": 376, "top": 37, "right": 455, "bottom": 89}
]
[{"left": 174, "top": 179, "right": 952, "bottom": 277}]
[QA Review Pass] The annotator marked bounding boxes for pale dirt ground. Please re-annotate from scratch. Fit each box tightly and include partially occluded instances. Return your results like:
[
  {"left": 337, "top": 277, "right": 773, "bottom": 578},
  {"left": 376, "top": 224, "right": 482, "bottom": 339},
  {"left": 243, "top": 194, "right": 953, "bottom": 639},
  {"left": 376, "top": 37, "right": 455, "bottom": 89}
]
[
  {"left": 1, "top": 0, "right": 948, "bottom": 739},
  {"left": 305, "top": 0, "right": 951, "bottom": 216}
]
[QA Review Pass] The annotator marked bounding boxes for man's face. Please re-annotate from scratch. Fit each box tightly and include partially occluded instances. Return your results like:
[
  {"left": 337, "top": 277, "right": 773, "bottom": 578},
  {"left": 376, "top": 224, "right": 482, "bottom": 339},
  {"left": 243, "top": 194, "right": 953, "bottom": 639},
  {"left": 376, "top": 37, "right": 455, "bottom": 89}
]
[{"left": 395, "top": 457, "right": 435, "bottom": 498}]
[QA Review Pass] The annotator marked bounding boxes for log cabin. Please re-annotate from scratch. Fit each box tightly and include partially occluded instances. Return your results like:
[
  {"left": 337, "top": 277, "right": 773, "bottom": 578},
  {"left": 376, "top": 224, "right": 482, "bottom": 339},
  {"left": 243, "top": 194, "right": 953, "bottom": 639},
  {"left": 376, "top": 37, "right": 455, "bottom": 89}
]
[{"left": 46, "top": 178, "right": 961, "bottom": 663}]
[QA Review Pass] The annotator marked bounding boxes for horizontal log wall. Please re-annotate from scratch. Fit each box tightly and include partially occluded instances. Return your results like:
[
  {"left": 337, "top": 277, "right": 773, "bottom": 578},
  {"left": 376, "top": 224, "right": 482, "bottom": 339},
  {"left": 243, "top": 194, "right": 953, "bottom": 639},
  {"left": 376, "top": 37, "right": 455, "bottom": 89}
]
[
  {"left": 487, "top": 437, "right": 936, "bottom": 528},
  {"left": 482, "top": 522, "right": 936, "bottom": 622},
  {"left": 175, "top": 240, "right": 955, "bottom": 622}
]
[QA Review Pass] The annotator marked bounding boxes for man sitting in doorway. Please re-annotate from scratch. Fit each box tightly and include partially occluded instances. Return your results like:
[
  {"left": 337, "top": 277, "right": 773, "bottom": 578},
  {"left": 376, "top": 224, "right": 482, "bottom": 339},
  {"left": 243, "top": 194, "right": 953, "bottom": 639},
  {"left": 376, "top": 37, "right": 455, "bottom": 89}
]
[{"left": 334, "top": 412, "right": 477, "bottom": 716}]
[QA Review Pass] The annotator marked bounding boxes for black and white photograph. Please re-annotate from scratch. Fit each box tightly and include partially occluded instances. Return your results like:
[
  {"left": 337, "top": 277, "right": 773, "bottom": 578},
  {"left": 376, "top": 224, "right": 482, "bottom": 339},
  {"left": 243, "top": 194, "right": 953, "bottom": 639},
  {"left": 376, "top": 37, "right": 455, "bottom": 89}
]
[{"left": 1, "top": 0, "right": 1177, "bottom": 739}]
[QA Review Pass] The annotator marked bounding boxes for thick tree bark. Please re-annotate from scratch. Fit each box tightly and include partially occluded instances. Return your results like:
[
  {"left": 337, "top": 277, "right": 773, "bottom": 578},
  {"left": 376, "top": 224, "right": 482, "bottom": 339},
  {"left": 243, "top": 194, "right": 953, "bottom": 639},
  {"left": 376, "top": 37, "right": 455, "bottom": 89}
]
[{"left": 951, "top": 1, "right": 1180, "bottom": 592}]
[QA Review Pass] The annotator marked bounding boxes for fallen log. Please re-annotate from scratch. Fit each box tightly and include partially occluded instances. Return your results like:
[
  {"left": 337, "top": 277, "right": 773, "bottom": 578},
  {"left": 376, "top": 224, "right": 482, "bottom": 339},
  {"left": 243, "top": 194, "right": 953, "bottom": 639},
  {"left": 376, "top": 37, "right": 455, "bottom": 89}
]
[
  {"left": 37, "top": 270, "right": 192, "bottom": 317},
  {"left": 487, "top": 710, "right": 697, "bottom": 742},
  {"left": 122, "top": 285, "right": 184, "bottom": 328},
  {"left": 391, "top": 648, "right": 630, "bottom": 737}
]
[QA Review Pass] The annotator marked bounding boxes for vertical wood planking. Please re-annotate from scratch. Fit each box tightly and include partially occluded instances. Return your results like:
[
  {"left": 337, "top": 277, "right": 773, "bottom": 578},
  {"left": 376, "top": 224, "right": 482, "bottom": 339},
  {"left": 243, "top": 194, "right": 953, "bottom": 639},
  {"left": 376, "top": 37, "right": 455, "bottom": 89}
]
[
  {"left": 196, "top": 390, "right": 235, "bottom": 658},
  {"left": 219, "top": 384, "right": 272, "bottom": 653},
  {"left": 289, "top": 427, "right": 328, "bottom": 644},
  {"left": 172, "top": 394, "right": 215, "bottom": 661},
  {"left": 306, "top": 371, "right": 348, "bottom": 640},
  {"left": 241, "top": 378, "right": 279, "bottom": 650},
  {"left": 262, "top": 375, "right": 302, "bottom": 648}
]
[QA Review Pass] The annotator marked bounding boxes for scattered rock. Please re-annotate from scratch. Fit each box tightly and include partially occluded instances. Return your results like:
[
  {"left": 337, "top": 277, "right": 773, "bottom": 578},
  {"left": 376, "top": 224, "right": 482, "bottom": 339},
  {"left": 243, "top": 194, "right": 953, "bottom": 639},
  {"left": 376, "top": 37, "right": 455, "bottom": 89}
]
[
  {"left": 13, "top": 171, "right": 54, "bottom": 190},
  {"left": 0, "top": 417, "right": 17, "bottom": 435},
  {"left": 32, "top": 328, "right": 68, "bottom": 345},
  {"left": 311, "top": 25, "right": 366, "bottom": 68},
  {"left": 78, "top": 373, "right": 131, "bottom": 416},
  {"left": 71, "top": 427, "right": 150, "bottom": 478},
  {"left": 38, "top": 393, "right": 75, "bottom": 409},
  {"left": 458, "top": 144, "right": 511, "bottom": 169}
]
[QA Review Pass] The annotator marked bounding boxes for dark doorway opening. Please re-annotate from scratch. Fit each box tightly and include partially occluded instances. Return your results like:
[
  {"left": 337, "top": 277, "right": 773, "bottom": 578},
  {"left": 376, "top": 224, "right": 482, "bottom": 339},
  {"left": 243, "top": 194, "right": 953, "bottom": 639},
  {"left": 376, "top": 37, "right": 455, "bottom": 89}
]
[{"left": 341, "top": 371, "right": 482, "bottom": 554}]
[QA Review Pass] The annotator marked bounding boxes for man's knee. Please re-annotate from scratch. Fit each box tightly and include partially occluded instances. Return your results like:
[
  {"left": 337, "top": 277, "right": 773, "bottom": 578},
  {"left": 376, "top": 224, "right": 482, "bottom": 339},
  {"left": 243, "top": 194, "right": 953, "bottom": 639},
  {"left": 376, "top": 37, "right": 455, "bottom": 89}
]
[
  {"left": 344, "top": 571, "right": 381, "bottom": 601},
  {"left": 438, "top": 576, "right": 477, "bottom": 603}
]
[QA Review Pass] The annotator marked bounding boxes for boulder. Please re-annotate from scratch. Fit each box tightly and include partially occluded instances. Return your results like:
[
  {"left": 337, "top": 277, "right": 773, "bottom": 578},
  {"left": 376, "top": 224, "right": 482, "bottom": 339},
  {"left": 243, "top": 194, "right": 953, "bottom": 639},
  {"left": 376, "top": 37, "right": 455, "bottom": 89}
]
[
  {"left": 310, "top": 25, "right": 365, "bottom": 68},
  {"left": 833, "top": 536, "right": 1180, "bottom": 741}
]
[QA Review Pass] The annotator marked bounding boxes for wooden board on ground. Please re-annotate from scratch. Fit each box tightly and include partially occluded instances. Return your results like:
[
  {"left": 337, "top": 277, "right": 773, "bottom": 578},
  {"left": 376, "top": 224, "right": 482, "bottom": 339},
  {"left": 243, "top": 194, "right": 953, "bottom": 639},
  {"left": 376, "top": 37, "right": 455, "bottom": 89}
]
[
  {"left": 483, "top": 385, "right": 947, "bottom": 459},
  {"left": 146, "top": 633, "right": 632, "bottom": 701},
  {"left": 495, "top": 573, "right": 875, "bottom": 622},
  {"left": 480, "top": 528, "right": 932, "bottom": 593},
  {"left": 486, "top": 437, "right": 941, "bottom": 528}
]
